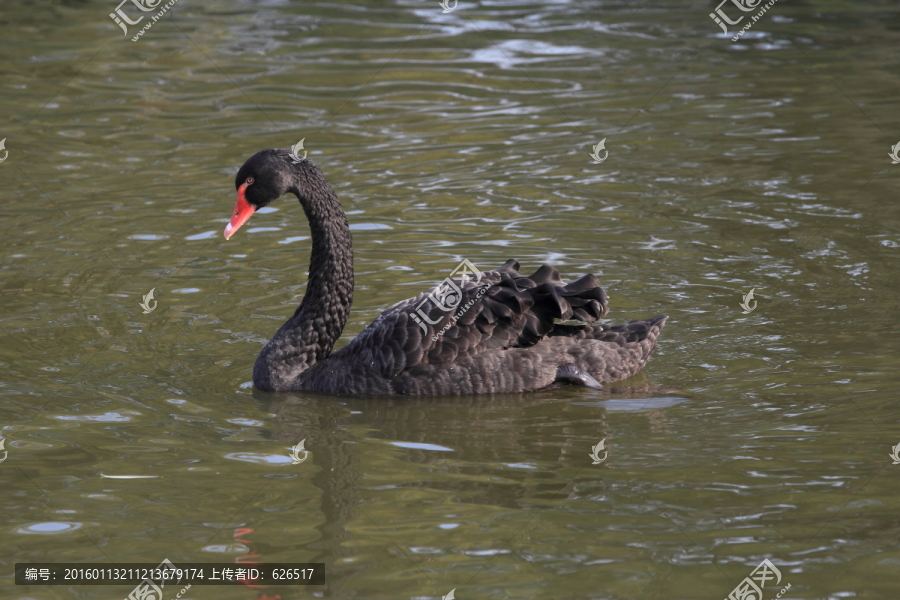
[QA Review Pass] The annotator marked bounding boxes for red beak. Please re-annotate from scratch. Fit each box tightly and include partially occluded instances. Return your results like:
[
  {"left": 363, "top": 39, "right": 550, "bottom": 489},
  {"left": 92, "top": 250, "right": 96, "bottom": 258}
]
[{"left": 224, "top": 182, "right": 255, "bottom": 240}]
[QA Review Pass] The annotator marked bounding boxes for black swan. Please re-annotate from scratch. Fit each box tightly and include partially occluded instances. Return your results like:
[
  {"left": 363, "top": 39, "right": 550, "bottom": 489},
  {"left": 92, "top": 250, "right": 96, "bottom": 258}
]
[{"left": 224, "top": 149, "right": 668, "bottom": 395}]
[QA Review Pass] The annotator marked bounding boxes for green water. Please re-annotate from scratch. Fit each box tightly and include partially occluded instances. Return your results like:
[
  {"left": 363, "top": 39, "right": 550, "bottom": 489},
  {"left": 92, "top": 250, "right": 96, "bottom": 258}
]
[{"left": 2, "top": 1, "right": 900, "bottom": 599}]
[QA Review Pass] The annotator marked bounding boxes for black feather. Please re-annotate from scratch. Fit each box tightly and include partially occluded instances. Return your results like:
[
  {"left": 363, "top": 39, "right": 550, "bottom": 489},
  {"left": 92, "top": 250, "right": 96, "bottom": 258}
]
[{"left": 240, "top": 151, "right": 668, "bottom": 395}]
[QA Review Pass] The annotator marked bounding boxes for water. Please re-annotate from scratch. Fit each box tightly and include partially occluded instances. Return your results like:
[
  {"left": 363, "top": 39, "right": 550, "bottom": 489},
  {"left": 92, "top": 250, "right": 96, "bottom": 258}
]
[{"left": 2, "top": 1, "right": 900, "bottom": 599}]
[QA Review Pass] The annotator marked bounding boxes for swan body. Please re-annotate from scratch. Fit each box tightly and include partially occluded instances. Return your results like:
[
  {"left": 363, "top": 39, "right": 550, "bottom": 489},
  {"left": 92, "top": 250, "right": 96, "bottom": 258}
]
[{"left": 225, "top": 149, "right": 667, "bottom": 395}]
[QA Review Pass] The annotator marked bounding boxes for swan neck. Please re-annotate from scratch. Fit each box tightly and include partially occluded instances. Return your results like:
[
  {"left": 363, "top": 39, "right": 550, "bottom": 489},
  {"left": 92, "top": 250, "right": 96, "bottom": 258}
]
[
  {"left": 254, "top": 169, "right": 353, "bottom": 390},
  {"left": 291, "top": 175, "right": 354, "bottom": 361}
]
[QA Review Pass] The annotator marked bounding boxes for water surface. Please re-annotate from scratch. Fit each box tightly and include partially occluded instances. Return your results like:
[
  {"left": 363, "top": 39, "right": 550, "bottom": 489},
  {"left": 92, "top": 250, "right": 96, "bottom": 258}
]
[{"left": 2, "top": 1, "right": 900, "bottom": 599}]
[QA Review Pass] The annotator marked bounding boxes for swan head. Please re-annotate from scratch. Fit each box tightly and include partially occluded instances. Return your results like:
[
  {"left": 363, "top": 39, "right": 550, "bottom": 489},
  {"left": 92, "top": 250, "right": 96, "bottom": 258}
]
[{"left": 225, "top": 148, "right": 307, "bottom": 239}]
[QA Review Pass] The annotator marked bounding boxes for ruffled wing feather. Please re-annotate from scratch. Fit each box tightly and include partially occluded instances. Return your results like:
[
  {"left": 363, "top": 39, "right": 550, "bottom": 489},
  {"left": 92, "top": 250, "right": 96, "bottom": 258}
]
[{"left": 332, "top": 260, "right": 609, "bottom": 378}]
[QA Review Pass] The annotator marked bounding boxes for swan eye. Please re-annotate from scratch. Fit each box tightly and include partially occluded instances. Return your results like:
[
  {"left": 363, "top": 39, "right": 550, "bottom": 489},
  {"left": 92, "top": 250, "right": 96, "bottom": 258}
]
[{"left": 246, "top": 177, "right": 254, "bottom": 184}]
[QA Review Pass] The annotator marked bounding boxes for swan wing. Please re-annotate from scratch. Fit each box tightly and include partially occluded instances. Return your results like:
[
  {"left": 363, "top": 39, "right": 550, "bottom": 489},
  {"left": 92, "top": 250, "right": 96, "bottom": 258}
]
[{"left": 335, "top": 260, "right": 609, "bottom": 378}]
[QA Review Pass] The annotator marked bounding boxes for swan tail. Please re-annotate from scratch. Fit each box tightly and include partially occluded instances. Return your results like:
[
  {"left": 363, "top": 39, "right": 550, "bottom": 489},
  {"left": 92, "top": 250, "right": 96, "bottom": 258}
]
[{"left": 479, "top": 263, "right": 609, "bottom": 349}]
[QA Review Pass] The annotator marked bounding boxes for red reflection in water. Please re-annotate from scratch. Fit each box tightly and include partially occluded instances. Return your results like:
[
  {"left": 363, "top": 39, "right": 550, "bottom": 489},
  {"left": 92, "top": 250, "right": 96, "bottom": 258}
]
[{"left": 234, "top": 527, "right": 282, "bottom": 600}]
